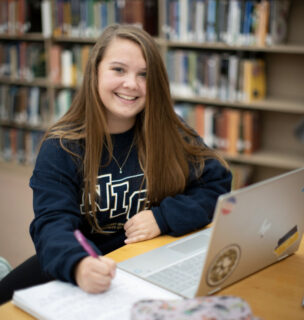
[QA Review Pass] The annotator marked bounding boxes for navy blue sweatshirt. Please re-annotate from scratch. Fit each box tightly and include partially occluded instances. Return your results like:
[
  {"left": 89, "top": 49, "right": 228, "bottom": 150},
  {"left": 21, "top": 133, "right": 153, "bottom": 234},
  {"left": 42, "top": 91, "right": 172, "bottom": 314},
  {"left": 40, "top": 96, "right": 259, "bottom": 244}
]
[{"left": 29, "top": 127, "right": 232, "bottom": 284}]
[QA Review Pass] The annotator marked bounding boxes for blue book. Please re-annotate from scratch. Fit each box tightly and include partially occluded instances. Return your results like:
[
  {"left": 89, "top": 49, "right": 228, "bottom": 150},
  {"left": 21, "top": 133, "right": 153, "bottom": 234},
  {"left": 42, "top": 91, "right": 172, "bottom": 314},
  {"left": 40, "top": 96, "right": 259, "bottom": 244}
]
[
  {"left": 101, "top": 2, "right": 108, "bottom": 29},
  {"left": 243, "top": 0, "right": 254, "bottom": 41},
  {"left": 206, "top": 0, "right": 217, "bottom": 42},
  {"left": 173, "top": 0, "right": 180, "bottom": 40}
]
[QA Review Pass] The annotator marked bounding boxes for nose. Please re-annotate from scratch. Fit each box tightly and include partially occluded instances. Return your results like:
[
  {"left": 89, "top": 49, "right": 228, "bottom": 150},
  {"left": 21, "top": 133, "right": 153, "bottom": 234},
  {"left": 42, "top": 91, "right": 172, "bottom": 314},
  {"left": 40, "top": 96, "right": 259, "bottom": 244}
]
[{"left": 122, "top": 73, "right": 138, "bottom": 90}]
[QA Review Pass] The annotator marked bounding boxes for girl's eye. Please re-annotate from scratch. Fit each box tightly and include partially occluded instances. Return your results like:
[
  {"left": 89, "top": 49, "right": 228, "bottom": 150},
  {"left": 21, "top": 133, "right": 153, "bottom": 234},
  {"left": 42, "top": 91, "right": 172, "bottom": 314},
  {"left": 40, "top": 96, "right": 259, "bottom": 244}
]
[
  {"left": 139, "top": 72, "right": 147, "bottom": 78},
  {"left": 112, "top": 67, "right": 124, "bottom": 73}
]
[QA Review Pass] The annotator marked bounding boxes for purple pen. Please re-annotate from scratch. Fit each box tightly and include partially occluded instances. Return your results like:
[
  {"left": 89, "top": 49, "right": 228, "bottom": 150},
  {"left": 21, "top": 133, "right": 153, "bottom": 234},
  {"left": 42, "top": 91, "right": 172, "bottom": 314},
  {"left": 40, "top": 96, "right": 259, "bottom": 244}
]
[{"left": 74, "top": 229, "right": 98, "bottom": 258}]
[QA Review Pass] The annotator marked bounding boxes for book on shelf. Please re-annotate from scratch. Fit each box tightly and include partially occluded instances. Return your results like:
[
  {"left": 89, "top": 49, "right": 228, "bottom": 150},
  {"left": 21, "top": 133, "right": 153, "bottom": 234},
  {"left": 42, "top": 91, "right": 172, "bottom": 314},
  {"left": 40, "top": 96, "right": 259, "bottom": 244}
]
[
  {"left": 55, "top": 89, "right": 75, "bottom": 121},
  {"left": 242, "top": 110, "right": 260, "bottom": 155},
  {"left": 226, "top": 108, "right": 241, "bottom": 155},
  {"left": 195, "top": 104, "right": 205, "bottom": 137},
  {"left": 255, "top": 0, "right": 270, "bottom": 46},
  {"left": 268, "top": 0, "right": 291, "bottom": 45},
  {"left": 41, "top": 0, "right": 52, "bottom": 37},
  {"left": 61, "top": 49, "right": 73, "bottom": 86},
  {"left": 50, "top": 44, "right": 62, "bottom": 84},
  {"left": 226, "top": 0, "right": 242, "bottom": 45},
  {"left": 227, "top": 54, "right": 239, "bottom": 101},
  {"left": 0, "top": 85, "right": 9, "bottom": 119},
  {"left": 219, "top": 53, "right": 229, "bottom": 101},
  {"left": 203, "top": 106, "right": 216, "bottom": 148},
  {"left": 122, "top": 0, "right": 144, "bottom": 28},
  {"left": 143, "top": 0, "right": 158, "bottom": 36},
  {"left": 243, "top": 58, "right": 266, "bottom": 102}
]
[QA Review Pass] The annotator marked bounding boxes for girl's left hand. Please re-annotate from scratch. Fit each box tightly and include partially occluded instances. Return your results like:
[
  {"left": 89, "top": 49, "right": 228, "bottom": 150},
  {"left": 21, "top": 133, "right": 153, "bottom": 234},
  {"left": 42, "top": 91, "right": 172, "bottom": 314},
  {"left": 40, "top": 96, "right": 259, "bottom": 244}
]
[{"left": 124, "top": 210, "right": 161, "bottom": 244}]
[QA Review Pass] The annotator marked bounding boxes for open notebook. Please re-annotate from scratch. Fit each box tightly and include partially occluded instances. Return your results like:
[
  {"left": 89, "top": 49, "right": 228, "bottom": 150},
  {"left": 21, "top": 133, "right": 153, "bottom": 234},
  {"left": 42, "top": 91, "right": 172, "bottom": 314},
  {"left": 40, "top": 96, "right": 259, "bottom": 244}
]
[{"left": 12, "top": 269, "right": 180, "bottom": 320}]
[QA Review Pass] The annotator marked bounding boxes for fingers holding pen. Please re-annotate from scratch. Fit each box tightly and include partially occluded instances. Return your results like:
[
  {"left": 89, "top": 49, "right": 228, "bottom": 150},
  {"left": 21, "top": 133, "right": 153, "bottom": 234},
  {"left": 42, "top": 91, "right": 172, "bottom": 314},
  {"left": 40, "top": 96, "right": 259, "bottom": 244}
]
[{"left": 74, "top": 256, "right": 116, "bottom": 294}]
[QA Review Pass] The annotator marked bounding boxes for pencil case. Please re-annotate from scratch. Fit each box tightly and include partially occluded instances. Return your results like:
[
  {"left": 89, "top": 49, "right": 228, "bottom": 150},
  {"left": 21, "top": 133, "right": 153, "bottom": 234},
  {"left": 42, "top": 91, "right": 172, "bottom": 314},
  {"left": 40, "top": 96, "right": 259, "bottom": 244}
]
[{"left": 131, "top": 295, "right": 261, "bottom": 320}]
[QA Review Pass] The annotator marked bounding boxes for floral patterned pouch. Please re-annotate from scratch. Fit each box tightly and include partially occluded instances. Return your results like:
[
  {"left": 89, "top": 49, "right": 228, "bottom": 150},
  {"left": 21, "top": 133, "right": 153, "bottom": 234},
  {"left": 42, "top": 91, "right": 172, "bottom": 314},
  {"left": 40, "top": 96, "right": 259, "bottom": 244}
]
[{"left": 131, "top": 295, "right": 261, "bottom": 320}]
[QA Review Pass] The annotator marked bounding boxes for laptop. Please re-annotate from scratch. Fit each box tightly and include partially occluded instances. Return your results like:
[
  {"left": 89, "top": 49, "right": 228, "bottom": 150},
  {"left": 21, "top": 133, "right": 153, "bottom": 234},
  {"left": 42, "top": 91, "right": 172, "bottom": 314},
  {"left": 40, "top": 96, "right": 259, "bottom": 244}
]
[{"left": 119, "top": 167, "right": 304, "bottom": 298}]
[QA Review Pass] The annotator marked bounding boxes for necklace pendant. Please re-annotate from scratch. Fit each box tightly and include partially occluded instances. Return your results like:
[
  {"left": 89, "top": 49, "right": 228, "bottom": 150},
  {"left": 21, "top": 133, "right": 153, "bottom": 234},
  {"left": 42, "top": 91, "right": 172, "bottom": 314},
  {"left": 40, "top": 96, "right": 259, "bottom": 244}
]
[{"left": 119, "top": 168, "right": 122, "bottom": 174}]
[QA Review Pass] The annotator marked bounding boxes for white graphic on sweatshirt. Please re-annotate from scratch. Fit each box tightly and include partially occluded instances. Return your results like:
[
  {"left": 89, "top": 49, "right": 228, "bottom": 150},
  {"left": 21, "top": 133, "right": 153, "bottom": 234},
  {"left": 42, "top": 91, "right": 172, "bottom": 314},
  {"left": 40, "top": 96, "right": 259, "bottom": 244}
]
[{"left": 80, "top": 173, "right": 147, "bottom": 221}]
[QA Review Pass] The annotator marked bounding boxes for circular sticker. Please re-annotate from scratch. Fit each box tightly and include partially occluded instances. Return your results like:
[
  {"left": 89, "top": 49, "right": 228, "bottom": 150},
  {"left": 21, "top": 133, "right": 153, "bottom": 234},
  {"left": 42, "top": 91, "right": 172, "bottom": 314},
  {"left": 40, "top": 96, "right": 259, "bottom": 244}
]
[{"left": 206, "top": 244, "right": 241, "bottom": 287}]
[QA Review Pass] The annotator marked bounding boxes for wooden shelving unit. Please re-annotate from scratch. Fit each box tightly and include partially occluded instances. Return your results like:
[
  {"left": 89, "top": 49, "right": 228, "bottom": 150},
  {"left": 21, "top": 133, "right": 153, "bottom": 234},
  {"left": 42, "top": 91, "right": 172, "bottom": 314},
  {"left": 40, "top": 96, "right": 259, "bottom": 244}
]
[
  {"left": 0, "top": 0, "right": 303, "bottom": 183},
  {"left": 158, "top": 0, "right": 304, "bottom": 182}
]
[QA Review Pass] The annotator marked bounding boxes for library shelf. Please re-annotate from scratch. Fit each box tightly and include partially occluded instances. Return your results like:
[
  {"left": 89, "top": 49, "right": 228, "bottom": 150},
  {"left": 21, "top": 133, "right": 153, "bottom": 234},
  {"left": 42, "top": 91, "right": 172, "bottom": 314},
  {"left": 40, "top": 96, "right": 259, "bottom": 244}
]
[
  {"left": 158, "top": 0, "right": 304, "bottom": 183},
  {"left": 172, "top": 95, "right": 304, "bottom": 114},
  {"left": 221, "top": 150, "right": 304, "bottom": 171},
  {"left": 1, "top": 0, "right": 304, "bottom": 185}
]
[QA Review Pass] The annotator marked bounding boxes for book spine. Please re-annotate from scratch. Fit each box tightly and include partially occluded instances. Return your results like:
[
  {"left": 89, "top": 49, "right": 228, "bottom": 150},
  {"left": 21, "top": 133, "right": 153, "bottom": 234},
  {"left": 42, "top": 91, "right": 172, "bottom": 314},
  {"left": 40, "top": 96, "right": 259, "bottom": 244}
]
[{"left": 41, "top": 0, "right": 52, "bottom": 37}]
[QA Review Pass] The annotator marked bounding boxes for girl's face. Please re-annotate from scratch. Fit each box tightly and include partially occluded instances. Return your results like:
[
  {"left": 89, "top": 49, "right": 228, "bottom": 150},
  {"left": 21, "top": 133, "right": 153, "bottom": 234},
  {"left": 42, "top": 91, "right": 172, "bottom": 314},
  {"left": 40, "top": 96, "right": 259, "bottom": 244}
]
[{"left": 98, "top": 38, "right": 147, "bottom": 133}]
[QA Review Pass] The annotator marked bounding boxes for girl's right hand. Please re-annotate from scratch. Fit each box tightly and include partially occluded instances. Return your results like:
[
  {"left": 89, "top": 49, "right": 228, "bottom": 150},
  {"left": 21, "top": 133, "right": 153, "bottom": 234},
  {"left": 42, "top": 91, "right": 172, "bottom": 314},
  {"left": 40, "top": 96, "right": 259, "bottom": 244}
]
[{"left": 74, "top": 256, "right": 116, "bottom": 293}]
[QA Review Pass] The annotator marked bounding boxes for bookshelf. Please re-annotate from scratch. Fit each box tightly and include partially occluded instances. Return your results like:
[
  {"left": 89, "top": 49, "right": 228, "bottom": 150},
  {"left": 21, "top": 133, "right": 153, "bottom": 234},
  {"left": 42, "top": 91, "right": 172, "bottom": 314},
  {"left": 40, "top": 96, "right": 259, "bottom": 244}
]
[
  {"left": 158, "top": 0, "right": 304, "bottom": 184},
  {"left": 0, "top": 0, "right": 303, "bottom": 186}
]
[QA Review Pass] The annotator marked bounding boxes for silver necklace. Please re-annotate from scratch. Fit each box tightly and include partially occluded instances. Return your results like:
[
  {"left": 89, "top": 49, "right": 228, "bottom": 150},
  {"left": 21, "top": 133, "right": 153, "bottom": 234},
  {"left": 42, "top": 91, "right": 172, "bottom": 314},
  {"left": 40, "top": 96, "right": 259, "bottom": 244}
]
[{"left": 110, "top": 138, "right": 135, "bottom": 174}]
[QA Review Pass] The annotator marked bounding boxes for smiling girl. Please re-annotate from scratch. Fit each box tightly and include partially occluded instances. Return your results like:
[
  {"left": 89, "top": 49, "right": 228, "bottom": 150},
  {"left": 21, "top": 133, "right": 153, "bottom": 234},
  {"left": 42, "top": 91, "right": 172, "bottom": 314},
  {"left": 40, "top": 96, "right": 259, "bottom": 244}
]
[{"left": 0, "top": 24, "right": 231, "bottom": 304}]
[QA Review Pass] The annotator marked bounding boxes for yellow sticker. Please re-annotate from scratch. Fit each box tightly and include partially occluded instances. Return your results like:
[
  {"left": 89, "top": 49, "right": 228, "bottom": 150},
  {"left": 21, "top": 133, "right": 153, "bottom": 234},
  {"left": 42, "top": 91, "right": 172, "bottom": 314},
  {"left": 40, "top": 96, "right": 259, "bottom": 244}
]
[{"left": 274, "top": 226, "right": 299, "bottom": 256}]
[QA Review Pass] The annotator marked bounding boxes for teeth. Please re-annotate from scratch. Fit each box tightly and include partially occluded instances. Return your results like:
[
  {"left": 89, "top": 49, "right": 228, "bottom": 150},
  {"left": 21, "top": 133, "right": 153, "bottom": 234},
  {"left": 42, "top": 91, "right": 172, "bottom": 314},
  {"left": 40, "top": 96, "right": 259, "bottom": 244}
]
[{"left": 116, "top": 93, "right": 136, "bottom": 101}]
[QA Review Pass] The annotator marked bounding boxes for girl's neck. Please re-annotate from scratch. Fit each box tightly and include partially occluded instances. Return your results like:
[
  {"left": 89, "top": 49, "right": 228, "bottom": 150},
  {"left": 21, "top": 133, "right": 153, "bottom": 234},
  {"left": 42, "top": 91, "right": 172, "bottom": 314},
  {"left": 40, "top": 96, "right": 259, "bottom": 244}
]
[{"left": 107, "top": 117, "right": 136, "bottom": 134}]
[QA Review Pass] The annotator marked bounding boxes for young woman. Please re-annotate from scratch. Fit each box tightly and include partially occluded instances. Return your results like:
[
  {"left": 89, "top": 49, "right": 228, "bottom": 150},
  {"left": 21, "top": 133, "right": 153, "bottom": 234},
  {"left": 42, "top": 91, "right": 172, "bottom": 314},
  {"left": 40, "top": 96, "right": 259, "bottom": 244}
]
[{"left": 0, "top": 24, "right": 231, "bottom": 304}]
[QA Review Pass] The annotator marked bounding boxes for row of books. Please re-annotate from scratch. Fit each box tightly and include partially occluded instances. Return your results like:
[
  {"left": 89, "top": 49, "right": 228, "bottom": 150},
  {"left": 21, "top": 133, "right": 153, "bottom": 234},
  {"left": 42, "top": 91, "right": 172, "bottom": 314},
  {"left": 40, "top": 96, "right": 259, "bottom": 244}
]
[
  {"left": 0, "top": 85, "right": 50, "bottom": 126},
  {"left": 0, "top": 0, "right": 43, "bottom": 35},
  {"left": 163, "top": 0, "right": 291, "bottom": 46},
  {"left": 167, "top": 49, "right": 266, "bottom": 102},
  {"left": 0, "top": 42, "right": 46, "bottom": 80},
  {"left": 37, "top": 42, "right": 267, "bottom": 102},
  {"left": 0, "top": 84, "right": 77, "bottom": 126},
  {"left": 0, "top": 126, "right": 44, "bottom": 164},
  {"left": 50, "top": 44, "right": 92, "bottom": 86},
  {"left": 52, "top": 0, "right": 158, "bottom": 38},
  {"left": 0, "top": 0, "right": 158, "bottom": 37},
  {"left": 175, "top": 103, "right": 260, "bottom": 155}
]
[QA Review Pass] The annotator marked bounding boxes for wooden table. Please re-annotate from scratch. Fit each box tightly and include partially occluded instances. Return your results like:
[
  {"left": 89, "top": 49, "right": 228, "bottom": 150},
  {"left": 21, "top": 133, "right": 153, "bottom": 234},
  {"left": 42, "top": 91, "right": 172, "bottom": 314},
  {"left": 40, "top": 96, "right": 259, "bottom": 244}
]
[{"left": 1, "top": 234, "right": 304, "bottom": 319}]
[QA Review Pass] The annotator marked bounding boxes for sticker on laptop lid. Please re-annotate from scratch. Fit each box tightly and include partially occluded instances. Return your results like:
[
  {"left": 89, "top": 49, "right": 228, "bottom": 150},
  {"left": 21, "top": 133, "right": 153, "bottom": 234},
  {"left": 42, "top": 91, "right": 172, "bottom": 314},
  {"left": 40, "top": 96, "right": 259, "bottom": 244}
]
[
  {"left": 206, "top": 244, "right": 241, "bottom": 287},
  {"left": 221, "top": 197, "right": 236, "bottom": 215},
  {"left": 274, "top": 225, "right": 299, "bottom": 256},
  {"left": 258, "top": 218, "right": 272, "bottom": 238}
]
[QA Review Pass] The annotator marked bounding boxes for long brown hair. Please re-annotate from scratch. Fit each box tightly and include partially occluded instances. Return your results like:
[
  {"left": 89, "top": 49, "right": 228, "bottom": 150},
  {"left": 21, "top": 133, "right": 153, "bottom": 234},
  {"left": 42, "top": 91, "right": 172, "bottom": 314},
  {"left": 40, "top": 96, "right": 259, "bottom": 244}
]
[{"left": 44, "top": 24, "right": 228, "bottom": 232}]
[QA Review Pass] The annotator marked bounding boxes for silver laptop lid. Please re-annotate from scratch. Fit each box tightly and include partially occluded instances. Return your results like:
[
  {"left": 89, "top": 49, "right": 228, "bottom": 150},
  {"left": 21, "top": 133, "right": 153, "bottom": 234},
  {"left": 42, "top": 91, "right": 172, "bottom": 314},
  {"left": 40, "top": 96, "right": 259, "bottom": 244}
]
[{"left": 196, "top": 167, "right": 304, "bottom": 295}]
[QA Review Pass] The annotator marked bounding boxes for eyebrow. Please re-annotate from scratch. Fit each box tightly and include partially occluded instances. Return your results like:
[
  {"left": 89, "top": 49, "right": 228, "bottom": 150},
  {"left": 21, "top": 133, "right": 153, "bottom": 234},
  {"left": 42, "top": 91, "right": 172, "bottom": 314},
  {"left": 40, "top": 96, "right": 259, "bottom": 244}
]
[{"left": 109, "top": 61, "right": 146, "bottom": 71}]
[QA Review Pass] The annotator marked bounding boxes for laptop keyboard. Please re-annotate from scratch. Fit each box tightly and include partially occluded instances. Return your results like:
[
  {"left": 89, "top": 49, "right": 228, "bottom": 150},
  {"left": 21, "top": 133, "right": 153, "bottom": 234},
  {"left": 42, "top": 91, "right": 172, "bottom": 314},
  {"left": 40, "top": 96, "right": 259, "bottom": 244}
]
[{"left": 146, "top": 253, "right": 205, "bottom": 293}]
